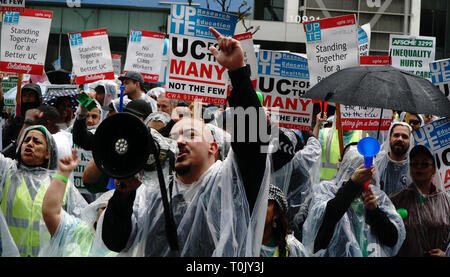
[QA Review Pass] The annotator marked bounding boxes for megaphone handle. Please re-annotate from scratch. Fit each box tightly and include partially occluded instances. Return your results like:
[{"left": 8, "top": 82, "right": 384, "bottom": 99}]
[{"left": 364, "top": 181, "right": 369, "bottom": 193}]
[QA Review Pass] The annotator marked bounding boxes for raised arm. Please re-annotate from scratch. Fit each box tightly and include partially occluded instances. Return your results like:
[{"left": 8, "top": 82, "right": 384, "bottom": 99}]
[{"left": 42, "top": 149, "right": 80, "bottom": 237}]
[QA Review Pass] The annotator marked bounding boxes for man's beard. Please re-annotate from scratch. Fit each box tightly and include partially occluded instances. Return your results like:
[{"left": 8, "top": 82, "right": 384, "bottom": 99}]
[
  {"left": 391, "top": 143, "right": 408, "bottom": 157},
  {"left": 175, "top": 163, "right": 190, "bottom": 176}
]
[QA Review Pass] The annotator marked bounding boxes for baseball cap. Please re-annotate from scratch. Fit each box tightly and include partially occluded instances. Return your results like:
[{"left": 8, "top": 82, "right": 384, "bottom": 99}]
[
  {"left": 124, "top": 99, "right": 152, "bottom": 119},
  {"left": 118, "top": 71, "right": 144, "bottom": 84}
]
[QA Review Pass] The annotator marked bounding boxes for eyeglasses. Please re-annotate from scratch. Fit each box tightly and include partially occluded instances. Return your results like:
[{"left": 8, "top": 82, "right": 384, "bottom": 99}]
[
  {"left": 410, "top": 162, "right": 433, "bottom": 169},
  {"left": 409, "top": 120, "right": 420, "bottom": 126}
]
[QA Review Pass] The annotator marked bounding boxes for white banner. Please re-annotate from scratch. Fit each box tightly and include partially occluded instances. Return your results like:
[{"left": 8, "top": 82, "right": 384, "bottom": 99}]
[
  {"left": 303, "top": 14, "right": 360, "bottom": 88},
  {"left": 166, "top": 4, "right": 237, "bottom": 105},
  {"left": 0, "top": 9, "right": 52, "bottom": 75},
  {"left": 124, "top": 30, "right": 165, "bottom": 83},
  {"left": 234, "top": 32, "right": 259, "bottom": 89},
  {"left": 68, "top": 28, "right": 114, "bottom": 84},
  {"left": 389, "top": 34, "right": 436, "bottom": 81}
]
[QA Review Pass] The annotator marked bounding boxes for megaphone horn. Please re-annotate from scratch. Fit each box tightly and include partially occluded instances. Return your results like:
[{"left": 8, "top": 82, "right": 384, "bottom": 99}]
[{"left": 93, "top": 112, "right": 152, "bottom": 179}]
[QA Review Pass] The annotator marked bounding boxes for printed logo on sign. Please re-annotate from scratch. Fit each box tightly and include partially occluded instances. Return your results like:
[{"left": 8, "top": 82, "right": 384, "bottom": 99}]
[
  {"left": 131, "top": 31, "right": 142, "bottom": 43},
  {"left": 4, "top": 12, "right": 20, "bottom": 24},
  {"left": 70, "top": 33, "right": 83, "bottom": 46},
  {"left": 304, "top": 22, "right": 321, "bottom": 42}
]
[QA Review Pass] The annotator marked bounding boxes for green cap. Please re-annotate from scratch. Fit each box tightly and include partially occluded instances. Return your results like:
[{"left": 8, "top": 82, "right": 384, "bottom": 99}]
[
  {"left": 256, "top": 91, "right": 263, "bottom": 105},
  {"left": 397, "top": 208, "right": 408, "bottom": 219}
]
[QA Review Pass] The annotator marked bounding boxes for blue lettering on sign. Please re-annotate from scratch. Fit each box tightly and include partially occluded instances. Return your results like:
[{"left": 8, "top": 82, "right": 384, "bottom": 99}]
[
  {"left": 304, "top": 22, "right": 321, "bottom": 42},
  {"left": 130, "top": 30, "right": 142, "bottom": 43},
  {"left": 4, "top": 12, "right": 20, "bottom": 24},
  {"left": 358, "top": 27, "right": 368, "bottom": 45},
  {"left": 70, "top": 33, "right": 83, "bottom": 46}
]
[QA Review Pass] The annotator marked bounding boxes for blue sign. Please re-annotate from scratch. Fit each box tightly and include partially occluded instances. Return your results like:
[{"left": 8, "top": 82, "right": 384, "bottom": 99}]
[
  {"left": 429, "top": 59, "right": 450, "bottom": 84},
  {"left": 130, "top": 30, "right": 142, "bottom": 43},
  {"left": 358, "top": 27, "right": 368, "bottom": 45},
  {"left": 3, "top": 12, "right": 20, "bottom": 24},
  {"left": 69, "top": 33, "right": 83, "bottom": 46},
  {"left": 304, "top": 21, "right": 321, "bottom": 42},
  {"left": 257, "top": 51, "right": 309, "bottom": 79},
  {"left": 169, "top": 4, "right": 237, "bottom": 39},
  {"left": 413, "top": 117, "right": 450, "bottom": 152}
]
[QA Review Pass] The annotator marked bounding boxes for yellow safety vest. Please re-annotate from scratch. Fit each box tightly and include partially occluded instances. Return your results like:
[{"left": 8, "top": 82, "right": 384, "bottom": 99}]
[
  {"left": 1, "top": 171, "right": 69, "bottom": 257},
  {"left": 320, "top": 128, "right": 361, "bottom": 180}
]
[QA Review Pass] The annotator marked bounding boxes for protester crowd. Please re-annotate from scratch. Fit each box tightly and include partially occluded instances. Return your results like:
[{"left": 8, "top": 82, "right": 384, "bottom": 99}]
[{"left": 0, "top": 27, "right": 448, "bottom": 258}]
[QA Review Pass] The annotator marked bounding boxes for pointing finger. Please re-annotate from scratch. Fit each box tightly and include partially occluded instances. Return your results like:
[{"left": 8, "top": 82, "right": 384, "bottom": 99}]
[{"left": 209, "top": 27, "right": 222, "bottom": 40}]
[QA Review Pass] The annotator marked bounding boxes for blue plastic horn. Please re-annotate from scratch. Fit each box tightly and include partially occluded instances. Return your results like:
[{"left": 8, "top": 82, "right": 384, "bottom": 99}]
[
  {"left": 119, "top": 86, "right": 125, "bottom": 112},
  {"left": 357, "top": 137, "right": 381, "bottom": 168}
]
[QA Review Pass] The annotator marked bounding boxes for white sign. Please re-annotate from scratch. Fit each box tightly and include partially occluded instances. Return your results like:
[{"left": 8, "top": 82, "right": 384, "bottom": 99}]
[
  {"left": 0, "top": 0, "right": 25, "bottom": 12},
  {"left": 429, "top": 58, "right": 450, "bottom": 101},
  {"left": 257, "top": 50, "right": 313, "bottom": 130},
  {"left": 68, "top": 28, "right": 114, "bottom": 84},
  {"left": 389, "top": 34, "right": 436, "bottom": 81},
  {"left": 124, "top": 30, "right": 165, "bottom": 83},
  {"left": 234, "top": 32, "right": 259, "bottom": 89},
  {"left": 303, "top": 14, "right": 360, "bottom": 88},
  {"left": 166, "top": 4, "right": 238, "bottom": 105},
  {"left": 112, "top": 54, "right": 121, "bottom": 76},
  {"left": 358, "top": 23, "right": 371, "bottom": 56},
  {"left": 0, "top": 9, "right": 52, "bottom": 75}
]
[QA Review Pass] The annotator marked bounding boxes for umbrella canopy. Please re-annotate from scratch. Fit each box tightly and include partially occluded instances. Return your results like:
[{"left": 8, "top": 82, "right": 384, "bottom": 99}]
[
  {"left": 42, "top": 84, "right": 80, "bottom": 112},
  {"left": 303, "top": 65, "right": 450, "bottom": 118}
]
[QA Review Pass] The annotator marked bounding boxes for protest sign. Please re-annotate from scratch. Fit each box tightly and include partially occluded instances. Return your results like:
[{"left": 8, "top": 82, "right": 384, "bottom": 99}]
[
  {"left": 0, "top": 9, "right": 52, "bottom": 75},
  {"left": 429, "top": 58, "right": 450, "bottom": 101},
  {"left": 157, "top": 38, "right": 170, "bottom": 84},
  {"left": 0, "top": 0, "right": 25, "bottom": 12},
  {"left": 257, "top": 50, "right": 313, "bottom": 130},
  {"left": 234, "top": 32, "right": 259, "bottom": 89},
  {"left": 68, "top": 28, "right": 114, "bottom": 84},
  {"left": 124, "top": 30, "right": 165, "bottom": 83},
  {"left": 112, "top": 54, "right": 121, "bottom": 76},
  {"left": 303, "top": 14, "right": 359, "bottom": 88},
  {"left": 413, "top": 117, "right": 450, "bottom": 192},
  {"left": 358, "top": 23, "right": 371, "bottom": 56},
  {"left": 166, "top": 4, "right": 237, "bottom": 105},
  {"left": 389, "top": 34, "right": 435, "bottom": 80},
  {"left": 339, "top": 55, "right": 392, "bottom": 131},
  {"left": 71, "top": 143, "right": 92, "bottom": 193}
]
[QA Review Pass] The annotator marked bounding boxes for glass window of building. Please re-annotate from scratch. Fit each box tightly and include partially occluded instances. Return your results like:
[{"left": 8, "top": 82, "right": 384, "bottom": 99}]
[{"left": 254, "top": 0, "right": 285, "bottom": 21}]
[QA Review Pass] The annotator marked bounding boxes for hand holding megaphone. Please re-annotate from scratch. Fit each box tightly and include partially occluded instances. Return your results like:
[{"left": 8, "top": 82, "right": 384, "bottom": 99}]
[
  {"left": 357, "top": 137, "right": 380, "bottom": 193},
  {"left": 351, "top": 164, "right": 375, "bottom": 188}
]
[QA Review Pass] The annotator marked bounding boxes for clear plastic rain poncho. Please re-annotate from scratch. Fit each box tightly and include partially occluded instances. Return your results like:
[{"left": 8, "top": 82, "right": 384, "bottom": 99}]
[
  {"left": 206, "top": 123, "right": 231, "bottom": 161},
  {"left": 146, "top": 87, "right": 165, "bottom": 100},
  {"left": 302, "top": 146, "right": 406, "bottom": 257},
  {"left": 270, "top": 128, "right": 322, "bottom": 239},
  {"left": 88, "top": 80, "right": 118, "bottom": 120},
  {"left": 0, "top": 209, "right": 19, "bottom": 257},
  {"left": 97, "top": 140, "right": 274, "bottom": 257},
  {"left": 374, "top": 122, "right": 414, "bottom": 196},
  {"left": 39, "top": 190, "right": 117, "bottom": 257},
  {"left": 389, "top": 146, "right": 450, "bottom": 257},
  {"left": 0, "top": 125, "right": 88, "bottom": 257},
  {"left": 145, "top": 111, "right": 171, "bottom": 127}
]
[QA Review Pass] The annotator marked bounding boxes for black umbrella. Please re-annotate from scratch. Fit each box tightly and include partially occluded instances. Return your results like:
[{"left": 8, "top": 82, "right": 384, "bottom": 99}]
[{"left": 304, "top": 65, "right": 450, "bottom": 118}]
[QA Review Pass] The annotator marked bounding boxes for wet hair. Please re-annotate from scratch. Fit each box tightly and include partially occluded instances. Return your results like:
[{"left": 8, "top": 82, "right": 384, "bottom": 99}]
[{"left": 94, "top": 85, "right": 105, "bottom": 94}]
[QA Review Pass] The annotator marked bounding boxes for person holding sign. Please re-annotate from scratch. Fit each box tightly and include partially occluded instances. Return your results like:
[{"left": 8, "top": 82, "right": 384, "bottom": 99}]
[
  {"left": 375, "top": 122, "right": 414, "bottom": 196},
  {"left": 118, "top": 71, "right": 157, "bottom": 112},
  {"left": 96, "top": 27, "right": 285, "bottom": 257},
  {"left": 390, "top": 145, "right": 450, "bottom": 257},
  {"left": 302, "top": 146, "right": 405, "bottom": 257}
]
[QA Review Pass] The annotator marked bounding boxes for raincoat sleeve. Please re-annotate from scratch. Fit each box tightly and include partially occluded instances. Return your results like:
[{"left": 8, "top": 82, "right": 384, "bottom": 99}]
[
  {"left": 0, "top": 209, "right": 19, "bottom": 257},
  {"left": 287, "top": 234, "right": 309, "bottom": 257},
  {"left": 227, "top": 65, "right": 269, "bottom": 213},
  {"left": 0, "top": 153, "right": 16, "bottom": 201},
  {"left": 72, "top": 114, "right": 94, "bottom": 151},
  {"left": 39, "top": 209, "right": 94, "bottom": 257}
]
